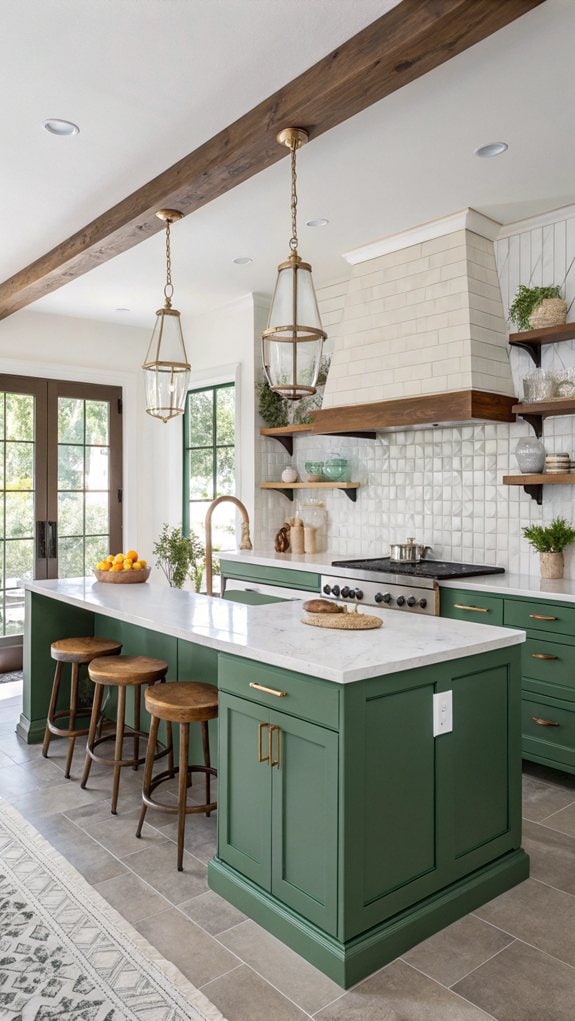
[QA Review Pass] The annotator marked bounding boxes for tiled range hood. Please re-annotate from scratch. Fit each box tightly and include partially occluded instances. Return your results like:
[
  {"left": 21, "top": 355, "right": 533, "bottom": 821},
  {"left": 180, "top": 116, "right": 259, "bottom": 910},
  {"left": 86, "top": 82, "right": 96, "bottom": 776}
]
[{"left": 313, "top": 210, "right": 515, "bottom": 433}]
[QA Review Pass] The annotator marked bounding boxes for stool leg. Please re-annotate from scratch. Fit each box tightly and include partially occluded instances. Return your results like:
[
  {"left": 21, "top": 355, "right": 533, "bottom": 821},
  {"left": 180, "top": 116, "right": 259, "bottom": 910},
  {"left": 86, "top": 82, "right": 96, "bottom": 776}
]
[
  {"left": 201, "top": 721, "right": 212, "bottom": 817},
  {"left": 42, "top": 661, "right": 63, "bottom": 759},
  {"left": 81, "top": 682, "right": 104, "bottom": 789},
  {"left": 177, "top": 722, "right": 190, "bottom": 871},
  {"left": 111, "top": 685, "right": 126, "bottom": 815},
  {"left": 136, "top": 714, "right": 160, "bottom": 839},
  {"left": 133, "top": 684, "right": 141, "bottom": 770},
  {"left": 166, "top": 721, "right": 174, "bottom": 776},
  {"left": 64, "top": 662, "right": 80, "bottom": 779}
]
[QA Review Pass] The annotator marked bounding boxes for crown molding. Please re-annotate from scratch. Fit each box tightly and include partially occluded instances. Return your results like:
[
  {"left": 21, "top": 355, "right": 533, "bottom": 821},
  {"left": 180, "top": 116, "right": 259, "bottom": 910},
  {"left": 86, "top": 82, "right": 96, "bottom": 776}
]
[
  {"left": 497, "top": 203, "right": 575, "bottom": 240},
  {"left": 342, "top": 209, "right": 502, "bottom": 266}
]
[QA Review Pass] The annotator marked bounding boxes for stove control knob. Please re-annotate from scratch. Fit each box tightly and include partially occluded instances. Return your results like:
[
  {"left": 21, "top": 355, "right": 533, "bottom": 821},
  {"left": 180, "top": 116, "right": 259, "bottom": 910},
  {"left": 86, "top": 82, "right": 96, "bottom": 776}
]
[
  {"left": 406, "top": 596, "right": 416, "bottom": 607},
  {"left": 354, "top": 589, "right": 364, "bottom": 600},
  {"left": 396, "top": 595, "right": 405, "bottom": 607},
  {"left": 341, "top": 586, "right": 351, "bottom": 598},
  {"left": 418, "top": 598, "right": 427, "bottom": 609},
  {"left": 323, "top": 584, "right": 331, "bottom": 595},
  {"left": 331, "top": 585, "right": 340, "bottom": 597},
  {"left": 374, "top": 592, "right": 383, "bottom": 603}
]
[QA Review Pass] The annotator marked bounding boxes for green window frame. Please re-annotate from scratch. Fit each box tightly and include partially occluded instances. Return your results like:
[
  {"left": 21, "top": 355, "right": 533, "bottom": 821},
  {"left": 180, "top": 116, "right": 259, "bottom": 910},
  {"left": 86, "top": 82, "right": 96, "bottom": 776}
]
[{"left": 183, "top": 382, "right": 236, "bottom": 536}]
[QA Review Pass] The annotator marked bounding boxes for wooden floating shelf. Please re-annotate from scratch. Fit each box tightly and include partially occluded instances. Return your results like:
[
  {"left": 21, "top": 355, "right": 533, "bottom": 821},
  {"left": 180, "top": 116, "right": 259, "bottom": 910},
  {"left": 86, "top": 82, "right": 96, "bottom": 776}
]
[
  {"left": 509, "top": 322, "right": 575, "bottom": 367},
  {"left": 260, "top": 424, "right": 376, "bottom": 455},
  {"left": 259, "top": 482, "right": 360, "bottom": 503},
  {"left": 503, "top": 473, "right": 575, "bottom": 506},
  {"left": 512, "top": 397, "right": 575, "bottom": 438}
]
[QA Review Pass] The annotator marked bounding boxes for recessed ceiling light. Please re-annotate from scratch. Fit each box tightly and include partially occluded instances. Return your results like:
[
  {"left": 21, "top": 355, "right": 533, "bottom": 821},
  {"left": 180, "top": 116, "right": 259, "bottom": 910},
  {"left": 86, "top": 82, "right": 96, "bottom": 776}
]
[
  {"left": 306, "top": 218, "right": 329, "bottom": 228},
  {"left": 233, "top": 256, "right": 253, "bottom": 265},
  {"left": 43, "top": 118, "right": 80, "bottom": 137},
  {"left": 474, "top": 142, "right": 508, "bottom": 158}
]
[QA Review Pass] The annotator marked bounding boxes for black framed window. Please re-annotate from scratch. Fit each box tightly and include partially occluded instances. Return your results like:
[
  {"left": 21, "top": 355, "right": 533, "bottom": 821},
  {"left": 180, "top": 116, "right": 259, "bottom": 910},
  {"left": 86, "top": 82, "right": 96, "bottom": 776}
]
[{"left": 183, "top": 383, "right": 236, "bottom": 547}]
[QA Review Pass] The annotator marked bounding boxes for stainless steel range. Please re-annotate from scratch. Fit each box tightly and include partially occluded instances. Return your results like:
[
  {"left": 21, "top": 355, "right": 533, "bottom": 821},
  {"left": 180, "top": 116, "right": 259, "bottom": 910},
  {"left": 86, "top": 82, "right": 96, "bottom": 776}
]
[{"left": 323, "top": 558, "right": 505, "bottom": 616}]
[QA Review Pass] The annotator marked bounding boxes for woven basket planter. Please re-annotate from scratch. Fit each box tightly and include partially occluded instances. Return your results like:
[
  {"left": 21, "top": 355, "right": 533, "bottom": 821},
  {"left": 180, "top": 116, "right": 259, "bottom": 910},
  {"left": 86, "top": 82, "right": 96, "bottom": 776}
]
[{"left": 530, "top": 298, "right": 567, "bottom": 329}]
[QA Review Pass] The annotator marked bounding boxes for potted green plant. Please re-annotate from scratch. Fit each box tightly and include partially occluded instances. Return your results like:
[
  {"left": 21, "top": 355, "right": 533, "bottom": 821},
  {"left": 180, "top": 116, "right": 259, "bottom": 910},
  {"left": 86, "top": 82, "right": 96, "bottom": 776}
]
[
  {"left": 256, "top": 378, "right": 288, "bottom": 428},
  {"left": 153, "top": 523, "right": 218, "bottom": 591},
  {"left": 509, "top": 285, "right": 566, "bottom": 332},
  {"left": 522, "top": 517, "right": 575, "bottom": 579}
]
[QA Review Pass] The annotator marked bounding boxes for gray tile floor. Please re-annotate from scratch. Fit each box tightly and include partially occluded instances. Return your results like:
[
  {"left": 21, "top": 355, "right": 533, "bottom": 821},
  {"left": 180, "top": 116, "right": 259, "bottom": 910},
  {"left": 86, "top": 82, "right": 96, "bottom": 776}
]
[{"left": 2, "top": 679, "right": 575, "bottom": 1020}]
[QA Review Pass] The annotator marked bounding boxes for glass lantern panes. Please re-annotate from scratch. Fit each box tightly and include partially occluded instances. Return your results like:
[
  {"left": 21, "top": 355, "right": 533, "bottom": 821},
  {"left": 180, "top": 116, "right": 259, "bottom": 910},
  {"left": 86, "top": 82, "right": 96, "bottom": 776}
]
[
  {"left": 262, "top": 257, "right": 326, "bottom": 399},
  {"left": 143, "top": 309, "right": 190, "bottom": 422}
]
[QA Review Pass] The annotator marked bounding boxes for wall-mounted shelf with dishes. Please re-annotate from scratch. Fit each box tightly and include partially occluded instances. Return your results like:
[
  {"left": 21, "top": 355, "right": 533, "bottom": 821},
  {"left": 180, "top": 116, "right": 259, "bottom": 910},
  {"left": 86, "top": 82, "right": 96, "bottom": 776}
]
[
  {"left": 502, "top": 472, "right": 575, "bottom": 507},
  {"left": 508, "top": 321, "right": 575, "bottom": 367},
  {"left": 259, "top": 482, "right": 360, "bottom": 503}
]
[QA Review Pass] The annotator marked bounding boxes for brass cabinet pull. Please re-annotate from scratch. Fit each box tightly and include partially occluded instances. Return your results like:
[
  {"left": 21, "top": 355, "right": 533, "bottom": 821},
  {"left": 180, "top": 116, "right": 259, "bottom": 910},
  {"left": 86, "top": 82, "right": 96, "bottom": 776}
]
[
  {"left": 453, "top": 604, "right": 489, "bottom": 613},
  {"left": 269, "top": 725, "right": 281, "bottom": 768},
  {"left": 531, "top": 653, "right": 558, "bottom": 661},
  {"left": 531, "top": 716, "right": 560, "bottom": 727},
  {"left": 249, "top": 682, "right": 287, "bottom": 698},
  {"left": 258, "top": 722, "right": 270, "bottom": 763},
  {"left": 529, "top": 613, "right": 558, "bottom": 621}
]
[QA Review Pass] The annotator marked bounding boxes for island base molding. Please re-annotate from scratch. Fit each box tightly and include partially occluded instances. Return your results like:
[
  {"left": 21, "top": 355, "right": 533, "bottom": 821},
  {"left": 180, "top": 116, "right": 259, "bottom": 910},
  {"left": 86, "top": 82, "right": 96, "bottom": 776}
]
[{"left": 208, "top": 850, "right": 529, "bottom": 988}]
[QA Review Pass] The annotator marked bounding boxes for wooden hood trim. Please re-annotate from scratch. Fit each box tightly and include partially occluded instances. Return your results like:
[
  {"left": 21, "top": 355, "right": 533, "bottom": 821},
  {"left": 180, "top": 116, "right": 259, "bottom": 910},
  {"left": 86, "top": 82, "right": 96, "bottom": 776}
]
[{"left": 311, "top": 390, "right": 516, "bottom": 433}]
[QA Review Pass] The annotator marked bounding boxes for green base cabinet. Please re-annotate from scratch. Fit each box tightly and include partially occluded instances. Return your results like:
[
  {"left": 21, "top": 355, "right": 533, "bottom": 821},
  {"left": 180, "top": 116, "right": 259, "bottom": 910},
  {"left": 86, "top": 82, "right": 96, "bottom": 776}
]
[
  {"left": 442, "top": 587, "right": 575, "bottom": 775},
  {"left": 209, "top": 645, "right": 528, "bottom": 988}
]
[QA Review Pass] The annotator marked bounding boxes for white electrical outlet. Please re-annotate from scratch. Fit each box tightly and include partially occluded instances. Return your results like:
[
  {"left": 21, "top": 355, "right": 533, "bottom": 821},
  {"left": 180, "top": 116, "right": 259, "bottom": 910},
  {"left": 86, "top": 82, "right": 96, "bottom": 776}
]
[{"left": 433, "top": 691, "right": 453, "bottom": 736}]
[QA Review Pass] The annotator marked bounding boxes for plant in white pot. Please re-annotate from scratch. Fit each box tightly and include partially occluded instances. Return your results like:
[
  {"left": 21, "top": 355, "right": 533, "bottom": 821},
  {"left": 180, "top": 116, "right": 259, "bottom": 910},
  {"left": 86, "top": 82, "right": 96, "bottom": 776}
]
[{"left": 522, "top": 517, "right": 575, "bottom": 579}]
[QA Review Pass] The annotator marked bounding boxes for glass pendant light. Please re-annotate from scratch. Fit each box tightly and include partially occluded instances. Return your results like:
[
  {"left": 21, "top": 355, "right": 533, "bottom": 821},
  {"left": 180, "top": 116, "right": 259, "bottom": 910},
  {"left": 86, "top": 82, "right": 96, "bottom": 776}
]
[
  {"left": 262, "top": 127, "right": 326, "bottom": 400},
  {"left": 142, "top": 209, "right": 191, "bottom": 422}
]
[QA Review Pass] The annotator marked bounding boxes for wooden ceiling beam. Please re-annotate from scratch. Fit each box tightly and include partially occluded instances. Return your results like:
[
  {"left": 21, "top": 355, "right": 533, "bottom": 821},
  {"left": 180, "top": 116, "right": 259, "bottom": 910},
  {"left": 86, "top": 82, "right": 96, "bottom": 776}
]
[{"left": 0, "top": 0, "right": 543, "bottom": 319}]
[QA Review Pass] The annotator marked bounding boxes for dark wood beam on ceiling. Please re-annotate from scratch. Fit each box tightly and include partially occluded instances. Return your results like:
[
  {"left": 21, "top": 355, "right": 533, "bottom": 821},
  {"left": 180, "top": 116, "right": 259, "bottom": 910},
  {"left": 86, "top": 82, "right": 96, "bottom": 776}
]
[{"left": 0, "top": 0, "right": 544, "bottom": 319}]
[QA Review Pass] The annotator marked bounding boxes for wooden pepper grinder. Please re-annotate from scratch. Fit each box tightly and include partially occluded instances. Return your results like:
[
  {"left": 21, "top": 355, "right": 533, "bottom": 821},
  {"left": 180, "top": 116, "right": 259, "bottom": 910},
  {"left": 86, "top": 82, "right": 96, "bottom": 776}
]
[{"left": 274, "top": 522, "right": 291, "bottom": 553}]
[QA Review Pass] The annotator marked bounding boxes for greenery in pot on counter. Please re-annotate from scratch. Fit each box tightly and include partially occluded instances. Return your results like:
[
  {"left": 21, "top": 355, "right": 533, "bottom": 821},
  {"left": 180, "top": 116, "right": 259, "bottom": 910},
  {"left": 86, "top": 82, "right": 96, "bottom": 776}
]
[
  {"left": 508, "top": 284, "right": 562, "bottom": 332},
  {"left": 522, "top": 517, "right": 575, "bottom": 553},
  {"left": 153, "top": 523, "right": 219, "bottom": 591}
]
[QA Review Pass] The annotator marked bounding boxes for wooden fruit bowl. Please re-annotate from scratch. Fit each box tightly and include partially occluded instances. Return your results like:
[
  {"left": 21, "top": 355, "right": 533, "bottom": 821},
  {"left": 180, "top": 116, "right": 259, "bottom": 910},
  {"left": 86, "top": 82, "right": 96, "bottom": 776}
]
[{"left": 93, "top": 567, "right": 151, "bottom": 584}]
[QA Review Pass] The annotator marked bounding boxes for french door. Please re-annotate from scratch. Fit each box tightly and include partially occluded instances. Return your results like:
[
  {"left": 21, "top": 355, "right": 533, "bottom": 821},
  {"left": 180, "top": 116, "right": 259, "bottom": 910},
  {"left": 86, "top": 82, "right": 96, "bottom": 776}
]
[{"left": 0, "top": 375, "right": 122, "bottom": 638}]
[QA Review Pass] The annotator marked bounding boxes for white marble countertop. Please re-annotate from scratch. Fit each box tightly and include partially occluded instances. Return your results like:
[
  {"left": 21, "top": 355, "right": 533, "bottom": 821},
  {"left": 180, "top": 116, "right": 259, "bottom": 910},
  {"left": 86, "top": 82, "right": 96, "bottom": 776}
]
[
  {"left": 25, "top": 578, "right": 523, "bottom": 685},
  {"left": 219, "top": 550, "right": 575, "bottom": 604}
]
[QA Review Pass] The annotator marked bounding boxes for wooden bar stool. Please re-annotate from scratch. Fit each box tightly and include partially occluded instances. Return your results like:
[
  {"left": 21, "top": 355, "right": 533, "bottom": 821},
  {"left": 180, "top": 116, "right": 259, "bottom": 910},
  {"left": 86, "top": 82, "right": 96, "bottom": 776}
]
[
  {"left": 42, "top": 637, "right": 122, "bottom": 778},
  {"left": 81, "top": 655, "right": 171, "bottom": 814},
  {"left": 136, "top": 682, "right": 218, "bottom": 871}
]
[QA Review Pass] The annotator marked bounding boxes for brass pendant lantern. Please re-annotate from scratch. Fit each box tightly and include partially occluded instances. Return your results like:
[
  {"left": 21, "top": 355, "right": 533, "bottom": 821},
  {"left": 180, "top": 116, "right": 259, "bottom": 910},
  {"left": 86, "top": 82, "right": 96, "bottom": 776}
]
[
  {"left": 262, "top": 127, "right": 326, "bottom": 400},
  {"left": 143, "top": 209, "right": 191, "bottom": 423}
]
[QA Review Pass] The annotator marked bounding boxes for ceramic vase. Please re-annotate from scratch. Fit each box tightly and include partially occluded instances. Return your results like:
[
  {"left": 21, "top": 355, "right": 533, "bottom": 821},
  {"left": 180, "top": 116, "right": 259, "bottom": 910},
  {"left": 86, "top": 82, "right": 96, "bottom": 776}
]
[
  {"left": 540, "top": 552, "right": 564, "bottom": 580},
  {"left": 515, "top": 436, "right": 545, "bottom": 473}
]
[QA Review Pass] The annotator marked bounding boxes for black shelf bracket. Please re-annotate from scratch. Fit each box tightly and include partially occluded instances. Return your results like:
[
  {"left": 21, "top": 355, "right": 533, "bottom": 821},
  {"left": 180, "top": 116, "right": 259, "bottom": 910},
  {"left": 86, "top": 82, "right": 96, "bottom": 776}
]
[
  {"left": 518, "top": 413, "right": 543, "bottom": 438},
  {"left": 512, "top": 341, "right": 541, "bottom": 368},
  {"left": 267, "top": 487, "right": 294, "bottom": 502},
  {"left": 265, "top": 486, "right": 358, "bottom": 503},
  {"left": 274, "top": 435, "right": 294, "bottom": 456},
  {"left": 264, "top": 430, "right": 377, "bottom": 454},
  {"left": 523, "top": 484, "right": 543, "bottom": 505}
]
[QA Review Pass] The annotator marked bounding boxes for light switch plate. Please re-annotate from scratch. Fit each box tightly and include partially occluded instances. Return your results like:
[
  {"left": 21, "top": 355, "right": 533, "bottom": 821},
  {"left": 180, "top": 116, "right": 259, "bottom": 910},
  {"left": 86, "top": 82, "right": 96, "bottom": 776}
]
[{"left": 433, "top": 691, "right": 453, "bottom": 736}]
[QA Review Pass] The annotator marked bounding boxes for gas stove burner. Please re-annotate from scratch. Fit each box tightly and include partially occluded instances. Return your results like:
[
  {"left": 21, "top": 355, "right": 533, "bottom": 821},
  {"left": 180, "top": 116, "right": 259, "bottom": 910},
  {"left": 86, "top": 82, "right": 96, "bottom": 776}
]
[{"left": 331, "top": 558, "right": 505, "bottom": 581}]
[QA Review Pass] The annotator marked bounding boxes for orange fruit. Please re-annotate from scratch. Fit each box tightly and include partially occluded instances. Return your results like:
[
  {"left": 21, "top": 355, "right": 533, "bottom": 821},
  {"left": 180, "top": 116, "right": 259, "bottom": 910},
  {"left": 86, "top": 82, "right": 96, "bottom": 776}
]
[
  {"left": 113, "top": 553, "right": 125, "bottom": 564},
  {"left": 126, "top": 549, "right": 138, "bottom": 562},
  {"left": 123, "top": 561, "right": 133, "bottom": 571},
  {"left": 106, "top": 554, "right": 115, "bottom": 564},
  {"left": 139, "top": 559, "right": 147, "bottom": 568},
  {"left": 100, "top": 562, "right": 111, "bottom": 572},
  {"left": 111, "top": 563, "right": 123, "bottom": 572},
  {"left": 132, "top": 561, "right": 142, "bottom": 571}
]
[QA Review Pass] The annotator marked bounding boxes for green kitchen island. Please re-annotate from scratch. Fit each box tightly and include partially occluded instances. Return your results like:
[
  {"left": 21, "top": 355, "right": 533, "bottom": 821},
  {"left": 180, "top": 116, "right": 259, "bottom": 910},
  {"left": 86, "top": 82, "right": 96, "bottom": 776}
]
[{"left": 23, "top": 578, "right": 528, "bottom": 987}]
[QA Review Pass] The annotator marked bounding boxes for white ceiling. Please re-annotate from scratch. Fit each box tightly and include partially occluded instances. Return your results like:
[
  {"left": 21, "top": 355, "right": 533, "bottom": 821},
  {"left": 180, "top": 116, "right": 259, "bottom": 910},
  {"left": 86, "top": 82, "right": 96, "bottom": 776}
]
[{"left": 2, "top": 0, "right": 573, "bottom": 327}]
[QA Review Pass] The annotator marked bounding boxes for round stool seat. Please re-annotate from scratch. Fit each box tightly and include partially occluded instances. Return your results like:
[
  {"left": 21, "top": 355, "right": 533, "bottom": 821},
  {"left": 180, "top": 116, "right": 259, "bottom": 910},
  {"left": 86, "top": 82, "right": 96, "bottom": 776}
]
[
  {"left": 88, "top": 655, "right": 168, "bottom": 686},
  {"left": 51, "top": 637, "right": 122, "bottom": 664},
  {"left": 145, "top": 682, "right": 218, "bottom": 723}
]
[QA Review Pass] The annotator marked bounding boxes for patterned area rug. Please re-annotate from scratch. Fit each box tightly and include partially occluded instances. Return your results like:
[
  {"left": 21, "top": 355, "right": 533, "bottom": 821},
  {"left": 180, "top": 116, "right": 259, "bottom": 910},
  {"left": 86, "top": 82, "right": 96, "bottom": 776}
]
[{"left": 0, "top": 802, "right": 227, "bottom": 1020}]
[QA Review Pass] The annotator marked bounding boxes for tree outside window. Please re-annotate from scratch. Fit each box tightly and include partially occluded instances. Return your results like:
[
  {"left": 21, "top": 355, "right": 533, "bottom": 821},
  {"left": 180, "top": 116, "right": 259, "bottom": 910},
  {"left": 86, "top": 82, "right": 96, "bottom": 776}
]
[{"left": 183, "top": 383, "right": 236, "bottom": 553}]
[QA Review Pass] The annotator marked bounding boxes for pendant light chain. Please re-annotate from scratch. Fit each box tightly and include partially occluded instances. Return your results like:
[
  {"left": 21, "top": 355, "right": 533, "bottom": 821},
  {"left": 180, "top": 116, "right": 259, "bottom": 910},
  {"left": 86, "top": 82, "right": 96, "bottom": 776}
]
[
  {"left": 164, "top": 219, "right": 174, "bottom": 306},
  {"left": 289, "top": 142, "right": 298, "bottom": 253}
]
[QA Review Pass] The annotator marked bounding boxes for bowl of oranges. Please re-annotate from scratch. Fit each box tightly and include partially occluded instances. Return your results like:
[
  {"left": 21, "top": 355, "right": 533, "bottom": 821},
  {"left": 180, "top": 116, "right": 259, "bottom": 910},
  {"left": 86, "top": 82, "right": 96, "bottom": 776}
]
[{"left": 94, "top": 550, "right": 150, "bottom": 584}]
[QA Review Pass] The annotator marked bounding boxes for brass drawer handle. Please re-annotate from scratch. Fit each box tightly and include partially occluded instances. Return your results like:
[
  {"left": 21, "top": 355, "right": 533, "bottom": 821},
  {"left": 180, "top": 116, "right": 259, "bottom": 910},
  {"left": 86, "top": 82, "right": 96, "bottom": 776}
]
[
  {"left": 529, "top": 613, "right": 558, "bottom": 621},
  {"left": 249, "top": 682, "right": 287, "bottom": 698},
  {"left": 257, "top": 722, "right": 270, "bottom": 763},
  {"left": 531, "top": 716, "right": 560, "bottom": 727},
  {"left": 453, "top": 604, "right": 489, "bottom": 613},
  {"left": 531, "top": 653, "right": 558, "bottom": 661},
  {"left": 269, "top": 725, "right": 281, "bottom": 768}
]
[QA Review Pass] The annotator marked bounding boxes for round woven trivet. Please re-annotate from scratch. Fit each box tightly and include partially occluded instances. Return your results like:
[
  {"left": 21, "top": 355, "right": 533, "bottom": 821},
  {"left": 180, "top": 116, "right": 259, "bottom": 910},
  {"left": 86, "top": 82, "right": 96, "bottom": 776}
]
[{"left": 302, "top": 612, "right": 383, "bottom": 630}]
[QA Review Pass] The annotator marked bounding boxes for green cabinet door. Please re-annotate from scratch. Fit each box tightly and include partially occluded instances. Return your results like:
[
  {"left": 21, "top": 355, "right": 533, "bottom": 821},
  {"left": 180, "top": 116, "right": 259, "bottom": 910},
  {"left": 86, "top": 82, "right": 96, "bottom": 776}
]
[
  {"left": 271, "top": 711, "right": 338, "bottom": 935},
  {"left": 218, "top": 692, "right": 272, "bottom": 889}
]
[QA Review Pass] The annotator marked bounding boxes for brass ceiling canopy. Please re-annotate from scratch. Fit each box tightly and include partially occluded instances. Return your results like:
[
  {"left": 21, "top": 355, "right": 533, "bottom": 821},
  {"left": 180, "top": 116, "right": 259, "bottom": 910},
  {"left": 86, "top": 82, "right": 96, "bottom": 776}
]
[
  {"left": 261, "top": 126, "right": 326, "bottom": 401},
  {"left": 142, "top": 209, "right": 191, "bottom": 423}
]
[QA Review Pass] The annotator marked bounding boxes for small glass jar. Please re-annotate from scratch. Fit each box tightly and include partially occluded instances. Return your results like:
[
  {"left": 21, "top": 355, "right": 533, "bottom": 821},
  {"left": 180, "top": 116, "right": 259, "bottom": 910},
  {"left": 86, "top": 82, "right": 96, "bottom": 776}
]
[
  {"left": 298, "top": 499, "right": 327, "bottom": 553},
  {"left": 523, "top": 369, "right": 557, "bottom": 402}
]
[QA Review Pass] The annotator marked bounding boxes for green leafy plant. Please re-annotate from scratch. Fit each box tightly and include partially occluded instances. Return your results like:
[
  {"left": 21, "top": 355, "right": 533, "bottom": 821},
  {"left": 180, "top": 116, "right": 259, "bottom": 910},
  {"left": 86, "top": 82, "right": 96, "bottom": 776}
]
[
  {"left": 153, "top": 523, "right": 207, "bottom": 590},
  {"left": 509, "top": 285, "right": 562, "bottom": 332},
  {"left": 256, "top": 378, "right": 289, "bottom": 428},
  {"left": 522, "top": 517, "right": 575, "bottom": 553}
]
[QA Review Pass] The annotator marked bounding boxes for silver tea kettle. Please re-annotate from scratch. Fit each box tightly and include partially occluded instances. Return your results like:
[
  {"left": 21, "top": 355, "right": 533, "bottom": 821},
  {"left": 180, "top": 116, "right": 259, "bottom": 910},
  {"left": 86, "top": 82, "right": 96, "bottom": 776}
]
[{"left": 389, "top": 537, "right": 432, "bottom": 563}]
